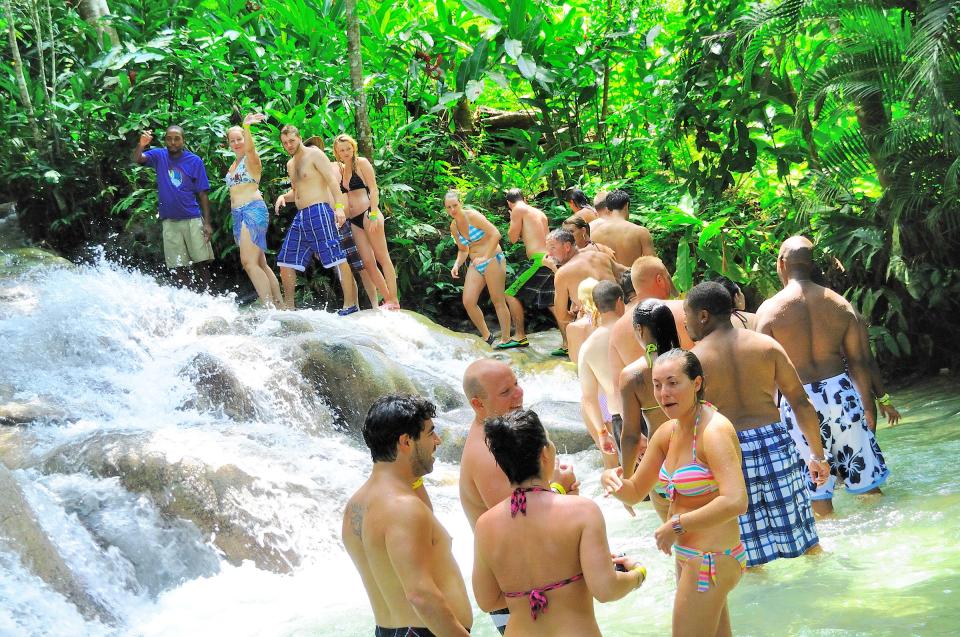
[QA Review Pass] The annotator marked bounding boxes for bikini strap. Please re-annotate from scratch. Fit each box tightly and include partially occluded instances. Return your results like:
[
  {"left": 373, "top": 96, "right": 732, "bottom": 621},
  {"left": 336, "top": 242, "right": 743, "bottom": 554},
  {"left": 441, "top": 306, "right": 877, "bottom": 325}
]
[
  {"left": 692, "top": 406, "right": 702, "bottom": 463},
  {"left": 645, "top": 343, "right": 657, "bottom": 368},
  {"left": 510, "top": 486, "right": 550, "bottom": 517}
]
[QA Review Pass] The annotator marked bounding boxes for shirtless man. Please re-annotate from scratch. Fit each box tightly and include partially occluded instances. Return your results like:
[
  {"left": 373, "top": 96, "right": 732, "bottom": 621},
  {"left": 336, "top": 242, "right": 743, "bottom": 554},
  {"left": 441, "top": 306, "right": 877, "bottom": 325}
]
[
  {"left": 756, "top": 236, "right": 889, "bottom": 516},
  {"left": 561, "top": 216, "right": 617, "bottom": 260},
  {"left": 578, "top": 281, "right": 626, "bottom": 469},
  {"left": 273, "top": 125, "right": 357, "bottom": 313},
  {"left": 593, "top": 190, "right": 610, "bottom": 216},
  {"left": 563, "top": 187, "right": 598, "bottom": 223},
  {"left": 685, "top": 281, "right": 831, "bottom": 567},
  {"left": 459, "top": 359, "right": 577, "bottom": 634},
  {"left": 716, "top": 276, "right": 757, "bottom": 330},
  {"left": 612, "top": 257, "right": 694, "bottom": 481},
  {"left": 546, "top": 229, "right": 625, "bottom": 355},
  {"left": 343, "top": 394, "right": 472, "bottom": 636},
  {"left": 502, "top": 189, "right": 555, "bottom": 344},
  {"left": 589, "top": 190, "right": 657, "bottom": 268}
]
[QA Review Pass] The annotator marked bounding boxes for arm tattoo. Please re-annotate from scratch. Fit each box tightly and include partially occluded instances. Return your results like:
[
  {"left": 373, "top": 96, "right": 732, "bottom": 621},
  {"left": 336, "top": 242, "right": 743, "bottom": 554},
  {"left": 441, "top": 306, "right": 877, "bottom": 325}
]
[{"left": 349, "top": 503, "right": 365, "bottom": 538}]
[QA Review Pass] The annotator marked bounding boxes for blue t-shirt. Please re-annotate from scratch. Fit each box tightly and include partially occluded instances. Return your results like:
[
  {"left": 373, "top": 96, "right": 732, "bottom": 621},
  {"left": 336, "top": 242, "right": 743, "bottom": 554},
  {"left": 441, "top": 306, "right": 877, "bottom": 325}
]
[{"left": 143, "top": 148, "right": 210, "bottom": 220}]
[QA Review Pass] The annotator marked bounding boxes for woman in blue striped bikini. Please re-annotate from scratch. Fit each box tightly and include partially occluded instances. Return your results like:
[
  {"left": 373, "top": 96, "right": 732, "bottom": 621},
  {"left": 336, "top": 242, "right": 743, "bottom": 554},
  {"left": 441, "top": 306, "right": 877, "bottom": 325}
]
[{"left": 444, "top": 190, "right": 514, "bottom": 348}]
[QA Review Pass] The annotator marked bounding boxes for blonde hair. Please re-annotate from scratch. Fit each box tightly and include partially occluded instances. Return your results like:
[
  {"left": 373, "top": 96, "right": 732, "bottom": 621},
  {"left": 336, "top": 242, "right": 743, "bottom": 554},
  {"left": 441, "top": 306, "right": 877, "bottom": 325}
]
[
  {"left": 444, "top": 190, "right": 461, "bottom": 202},
  {"left": 226, "top": 126, "right": 245, "bottom": 142},
  {"left": 334, "top": 133, "right": 358, "bottom": 158},
  {"left": 577, "top": 277, "right": 600, "bottom": 326}
]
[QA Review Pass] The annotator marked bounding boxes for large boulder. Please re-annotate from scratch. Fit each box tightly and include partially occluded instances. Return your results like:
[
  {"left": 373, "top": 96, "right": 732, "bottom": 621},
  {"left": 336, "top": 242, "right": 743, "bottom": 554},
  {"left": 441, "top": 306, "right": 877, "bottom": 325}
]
[
  {"left": 0, "top": 464, "right": 113, "bottom": 622},
  {"left": 295, "top": 336, "right": 418, "bottom": 432},
  {"left": 0, "top": 247, "right": 72, "bottom": 278},
  {"left": 178, "top": 352, "right": 258, "bottom": 421},
  {"left": 42, "top": 432, "right": 301, "bottom": 573}
]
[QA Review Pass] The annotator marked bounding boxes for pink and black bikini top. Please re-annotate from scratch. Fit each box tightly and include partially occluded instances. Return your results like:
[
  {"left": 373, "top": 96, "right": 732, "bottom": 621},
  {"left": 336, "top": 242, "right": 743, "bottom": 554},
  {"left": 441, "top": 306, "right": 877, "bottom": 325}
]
[{"left": 502, "top": 487, "right": 584, "bottom": 621}]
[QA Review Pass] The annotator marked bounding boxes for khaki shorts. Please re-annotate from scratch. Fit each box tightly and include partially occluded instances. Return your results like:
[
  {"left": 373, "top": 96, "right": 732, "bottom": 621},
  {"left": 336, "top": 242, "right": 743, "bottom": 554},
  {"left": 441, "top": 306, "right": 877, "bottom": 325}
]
[{"left": 162, "top": 218, "right": 214, "bottom": 268}]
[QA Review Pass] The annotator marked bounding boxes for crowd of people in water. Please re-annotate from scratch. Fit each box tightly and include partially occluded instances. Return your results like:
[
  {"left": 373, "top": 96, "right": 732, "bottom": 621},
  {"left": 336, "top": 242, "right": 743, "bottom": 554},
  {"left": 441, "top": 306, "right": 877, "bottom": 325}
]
[{"left": 132, "top": 117, "right": 901, "bottom": 636}]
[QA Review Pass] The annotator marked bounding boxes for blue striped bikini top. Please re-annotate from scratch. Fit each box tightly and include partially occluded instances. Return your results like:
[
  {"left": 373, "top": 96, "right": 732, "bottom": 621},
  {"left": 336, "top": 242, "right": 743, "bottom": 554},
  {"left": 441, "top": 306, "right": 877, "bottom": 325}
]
[{"left": 455, "top": 224, "right": 485, "bottom": 247}]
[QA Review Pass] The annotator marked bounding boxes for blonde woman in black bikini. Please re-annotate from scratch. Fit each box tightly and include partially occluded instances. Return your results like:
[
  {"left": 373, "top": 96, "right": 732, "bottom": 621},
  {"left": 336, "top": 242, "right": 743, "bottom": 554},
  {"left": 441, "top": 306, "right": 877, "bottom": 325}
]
[
  {"left": 224, "top": 113, "right": 283, "bottom": 307},
  {"left": 333, "top": 134, "right": 400, "bottom": 309}
]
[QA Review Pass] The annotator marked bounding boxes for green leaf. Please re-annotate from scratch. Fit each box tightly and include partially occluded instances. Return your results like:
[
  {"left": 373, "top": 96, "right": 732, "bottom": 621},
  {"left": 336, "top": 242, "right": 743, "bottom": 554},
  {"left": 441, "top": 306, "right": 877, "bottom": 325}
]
[
  {"left": 674, "top": 239, "right": 694, "bottom": 292},
  {"left": 462, "top": 0, "right": 502, "bottom": 23},
  {"left": 517, "top": 54, "right": 537, "bottom": 79}
]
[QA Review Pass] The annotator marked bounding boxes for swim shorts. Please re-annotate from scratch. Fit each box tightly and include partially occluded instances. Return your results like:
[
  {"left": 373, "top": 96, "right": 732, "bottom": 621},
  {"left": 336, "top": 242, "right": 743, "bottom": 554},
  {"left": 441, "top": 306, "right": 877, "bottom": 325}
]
[
  {"left": 489, "top": 607, "right": 508, "bottom": 635},
  {"left": 338, "top": 219, "right": 365, "bottom": 272},
  {"left": 276, "top": 202, "right": 346, "bottom": 271},
  {"left": 375, "top": 628, "right": 438, "bottom": 637},
  {"left": 505, "top": 252, "right": 554, "bottom": 309},
  {"left": 780, "top": 371, "right": 889, "bottom": 500},
  {"left": 737, "top": 421, "right": 819, "bottom": 567}
]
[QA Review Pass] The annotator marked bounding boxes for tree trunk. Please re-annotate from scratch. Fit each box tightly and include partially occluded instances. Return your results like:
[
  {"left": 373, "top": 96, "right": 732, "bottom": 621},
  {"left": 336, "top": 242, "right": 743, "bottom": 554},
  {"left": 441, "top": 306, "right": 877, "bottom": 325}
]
[
  {"left": 3, "top": 0, "right": 42, "bottom": 143},
  {"left": 76, "top": 0, "right": 119, "bottom": 48},
  {"left": 344, "top": 0, "right": 374, "bottom": 158},
  {"left": 855, "top": 91, "right": 892, "bottom": 189}
]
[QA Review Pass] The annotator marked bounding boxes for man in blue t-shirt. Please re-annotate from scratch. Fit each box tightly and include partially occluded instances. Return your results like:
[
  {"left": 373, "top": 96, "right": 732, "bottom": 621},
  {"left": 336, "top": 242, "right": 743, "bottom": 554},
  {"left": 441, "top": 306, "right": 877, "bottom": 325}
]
[{"left": 132, "top": 125, "right": 214, "bottom": 288}]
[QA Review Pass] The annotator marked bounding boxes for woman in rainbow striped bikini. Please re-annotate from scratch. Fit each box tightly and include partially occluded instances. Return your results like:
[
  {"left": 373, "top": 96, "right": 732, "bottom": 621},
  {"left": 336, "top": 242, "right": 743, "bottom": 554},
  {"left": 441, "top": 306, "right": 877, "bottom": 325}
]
[{"left": 602, "top": 349, "right": 748, "bottom": 637}]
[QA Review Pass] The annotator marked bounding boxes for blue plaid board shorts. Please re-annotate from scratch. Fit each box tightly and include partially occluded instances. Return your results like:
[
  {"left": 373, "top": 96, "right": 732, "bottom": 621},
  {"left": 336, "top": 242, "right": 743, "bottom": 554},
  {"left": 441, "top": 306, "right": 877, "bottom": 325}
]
[
  {"left": 737, "top": 421, "right": 819, "bottom": 567},
  {"left": 780, "top": 371, "right": 889, "bottom": 500},
  {"left": 338, "top": 219, "right": 365, "bottom": 272}
]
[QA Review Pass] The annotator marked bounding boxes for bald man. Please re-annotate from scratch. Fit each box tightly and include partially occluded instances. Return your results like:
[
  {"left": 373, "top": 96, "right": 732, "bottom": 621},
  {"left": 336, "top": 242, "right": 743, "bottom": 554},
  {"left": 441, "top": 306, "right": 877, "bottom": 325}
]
[
  {"left": 589, "top": 190, "right": 656, "bottom": 268},
  {"left": 756, "top": 236, "right": 889, "bottom": 516},
  {"left": 459, "top": 359, "right": 577, "bottom": 634}
]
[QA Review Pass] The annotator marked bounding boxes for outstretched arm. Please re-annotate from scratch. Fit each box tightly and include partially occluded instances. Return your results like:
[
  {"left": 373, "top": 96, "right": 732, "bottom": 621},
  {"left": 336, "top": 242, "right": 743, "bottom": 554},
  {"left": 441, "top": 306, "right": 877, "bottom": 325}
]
[
  {"left": 132, "top": 131, "right": 152, "bottom": 165},
  {"left": 579, "top": 501, "right": 644, "bottom": 602},
  {"left": 241, "top": 113, "right": 265, "bottom": 176}
]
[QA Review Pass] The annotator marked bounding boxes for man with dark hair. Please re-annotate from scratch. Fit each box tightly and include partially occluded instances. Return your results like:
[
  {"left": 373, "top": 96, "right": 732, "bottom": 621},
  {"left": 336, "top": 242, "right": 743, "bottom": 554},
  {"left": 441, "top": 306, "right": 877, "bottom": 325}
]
[
  {"left": 757, "top": 236, "right": 889, "bottom": 516},
  {"left": 561, "top": 215, "right": 617, "bottom": 260},
  {"left": 273, "top": 125, "right": 358, "bottom": 313},
  {"left": 502, "top": 189, "right": 554, "bottom": 347},
  {"left": 619, "top": 268, "right": 636, "bottom": 305},
  {"left": 546, "top": 229, "right": 625, "bottom": 356},
  {"left": 459, "top": 359, "right": 577, "bottom": 634},
  {"left": 685, "top": 281, "right": 831, "bottom": 567},
  {"left": 343, "top": 394, "right": 472, "bottom": 637},
  {"left": 590, "top": 189, "right": 656, "bottom": 268},
  {"left": 132, "top": 125, "right": 214, "bottom": 289},
  {"left": 578, "top": 280, "right": 626, "bottom": 469},
  {"left": 563, "top": 186, "right": 598, "bottom": 223}
]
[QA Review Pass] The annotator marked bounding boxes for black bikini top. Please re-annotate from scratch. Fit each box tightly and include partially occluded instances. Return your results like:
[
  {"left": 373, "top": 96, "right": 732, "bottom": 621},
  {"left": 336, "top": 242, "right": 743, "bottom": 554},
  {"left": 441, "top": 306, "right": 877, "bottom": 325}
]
[{"left": 340, "top": 169, "right": 369, "bottom": 194}]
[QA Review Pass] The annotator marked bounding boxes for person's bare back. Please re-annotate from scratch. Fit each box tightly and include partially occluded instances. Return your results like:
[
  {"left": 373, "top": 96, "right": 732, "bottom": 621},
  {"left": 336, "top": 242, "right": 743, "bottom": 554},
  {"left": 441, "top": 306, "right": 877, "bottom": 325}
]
[
  {"left": 757, "top": 281, "right": 859, "bottom": 383},
  {"left": 554, "top": 251, "right": 620, "bottom": 314},
  {"left": 508, "top": 200, "right": 549, "bottom": 258},
  {"left": 590, "top": 217, "right": 656, "bottom": 268}
]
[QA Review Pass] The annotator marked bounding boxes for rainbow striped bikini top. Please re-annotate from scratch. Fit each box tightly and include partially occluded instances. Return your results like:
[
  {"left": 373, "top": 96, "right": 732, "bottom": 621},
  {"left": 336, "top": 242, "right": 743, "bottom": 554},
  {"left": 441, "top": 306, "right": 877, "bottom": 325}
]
[{"left": 658, "top": 412, "right": 719, "bottom": 501}]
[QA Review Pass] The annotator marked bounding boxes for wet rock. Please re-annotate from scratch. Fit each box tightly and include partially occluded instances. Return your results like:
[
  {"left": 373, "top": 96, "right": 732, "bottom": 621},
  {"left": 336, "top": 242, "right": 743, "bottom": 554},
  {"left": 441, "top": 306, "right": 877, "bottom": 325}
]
[
  {"left": 0, "top": 464, "right": 114, "bottom": 622},
  {"left": 196, "top": 317, "right": 231, "bottom": 336},
  {"left": 296, "top": 336, "right": 418, "bottom": 431},
  {"left": 42, "top": 433, "right": 300, "bottom": 573},
  {"left": 0, "top": 392, "right": 71, "bottom": 427},
  {"left": 0, "top": 247, "right": 72, "bottom": 278},
  {"left": 178, "top": 352, "right": 257, "bottom": 421},
  {"left": 272, "top": 314, "right": 315, "bottom": 335}
]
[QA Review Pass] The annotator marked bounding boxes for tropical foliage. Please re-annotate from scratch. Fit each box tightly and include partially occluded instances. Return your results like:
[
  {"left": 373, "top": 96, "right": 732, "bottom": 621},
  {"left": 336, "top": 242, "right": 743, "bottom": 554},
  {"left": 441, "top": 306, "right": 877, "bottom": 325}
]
[{"left": 1, "top": 0, "right": 958, "bottom": 369}]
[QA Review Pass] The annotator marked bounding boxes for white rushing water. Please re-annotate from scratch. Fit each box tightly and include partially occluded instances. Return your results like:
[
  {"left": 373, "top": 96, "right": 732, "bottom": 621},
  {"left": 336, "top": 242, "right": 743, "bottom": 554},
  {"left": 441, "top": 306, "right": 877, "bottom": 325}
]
[{"left": 0, "top": 257, "right": 958, "bottom": 637}]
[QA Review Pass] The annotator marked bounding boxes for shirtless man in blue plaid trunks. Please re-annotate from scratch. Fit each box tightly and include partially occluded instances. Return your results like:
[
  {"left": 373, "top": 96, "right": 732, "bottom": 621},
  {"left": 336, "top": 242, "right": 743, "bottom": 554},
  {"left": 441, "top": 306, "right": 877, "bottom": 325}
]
[
  {"left": 685, "top": 282, "right": 831, "bottom": 567},
  {"left": 757, "top": 236, "right": 889, "bottom": 517}
]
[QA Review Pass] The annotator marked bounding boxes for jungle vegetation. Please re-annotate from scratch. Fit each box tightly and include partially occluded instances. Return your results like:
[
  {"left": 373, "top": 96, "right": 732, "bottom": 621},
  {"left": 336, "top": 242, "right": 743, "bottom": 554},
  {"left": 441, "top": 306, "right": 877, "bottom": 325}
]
[{"left": 2, "top": 0, "right": 958, "bottom": 370}]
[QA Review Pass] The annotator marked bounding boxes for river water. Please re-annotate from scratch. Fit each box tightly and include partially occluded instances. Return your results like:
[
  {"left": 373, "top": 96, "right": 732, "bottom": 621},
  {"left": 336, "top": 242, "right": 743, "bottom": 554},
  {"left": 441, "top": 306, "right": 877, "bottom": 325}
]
[{"left": 0, "top": 258, "right": 957, "bottom": 637}]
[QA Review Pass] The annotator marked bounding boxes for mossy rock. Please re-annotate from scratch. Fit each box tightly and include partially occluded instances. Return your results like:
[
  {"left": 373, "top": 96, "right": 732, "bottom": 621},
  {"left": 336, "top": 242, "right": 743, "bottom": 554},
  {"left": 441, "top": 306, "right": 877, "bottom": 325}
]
[{"left": 0, "top": 247, "right": 72, "bottom": 278}]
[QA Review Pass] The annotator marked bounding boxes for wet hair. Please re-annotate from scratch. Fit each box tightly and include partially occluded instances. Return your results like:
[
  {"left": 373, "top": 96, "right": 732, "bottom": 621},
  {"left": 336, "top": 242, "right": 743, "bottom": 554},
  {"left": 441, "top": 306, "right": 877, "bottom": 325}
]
[
  {"left": 619, "top": 268, "right": 635, "bottom": 300},
  {"left": 633, "top": 299, "right": 681, "bottom": 354},
  {"left": 505, "top": 188, "right": 525, "bottom": 204},
  {"left": 444, "top": 190, "right": 461, "bottom": 202},
  {"left": 578, "top": 277, "right": 600, "bottom": 325},
  {"left": 303, "top": 136, "right": 324, "bottom": 149},
  {"left": 484, "top": 409, "right": 549, "bottom": 484},
  {"left": 563, "top": 187, "right": 590, "bottom": 208},
  {"left": 592, "top": 280, "right": 623, "bottom": 313},
  {"left": 280, "top": 124, "right": 300, "bottom": 138},
  {"left": 712, "top": 276, "right": 741, "bottom": 303},
  {"left": 546, "top": 229, "right": 575, "bottom": 245},
  {"left": 655, "top": 348, "right": 705, "bottom": 401},
  {"left": 605, "top": 189, "right": 629, "bottom": 211},
  {"left": 562, "top": 215, "right": 591, "bottom": 235},
  {"left": 362, "top": 394, "right": 437, "bottom": 462},
  {"left": 334, "top": 133, "right": 358, "bottom": 157},
  {"left": 686, "top": 281, "right": 733, "bottom": 318}
]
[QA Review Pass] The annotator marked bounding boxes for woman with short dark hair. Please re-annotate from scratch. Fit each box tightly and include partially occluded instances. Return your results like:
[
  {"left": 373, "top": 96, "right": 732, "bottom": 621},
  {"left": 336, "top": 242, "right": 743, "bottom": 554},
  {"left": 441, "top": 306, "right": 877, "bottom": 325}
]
[{"left": 473, "top": 409, "right": 645, "bottom": 636}]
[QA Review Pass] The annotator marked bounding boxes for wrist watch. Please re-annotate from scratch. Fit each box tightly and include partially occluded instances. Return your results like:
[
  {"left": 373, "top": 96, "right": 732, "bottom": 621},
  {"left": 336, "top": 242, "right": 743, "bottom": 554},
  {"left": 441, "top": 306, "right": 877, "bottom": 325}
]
[{"left": 671, "top": 514, "right": 685, "bottom": 535}]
